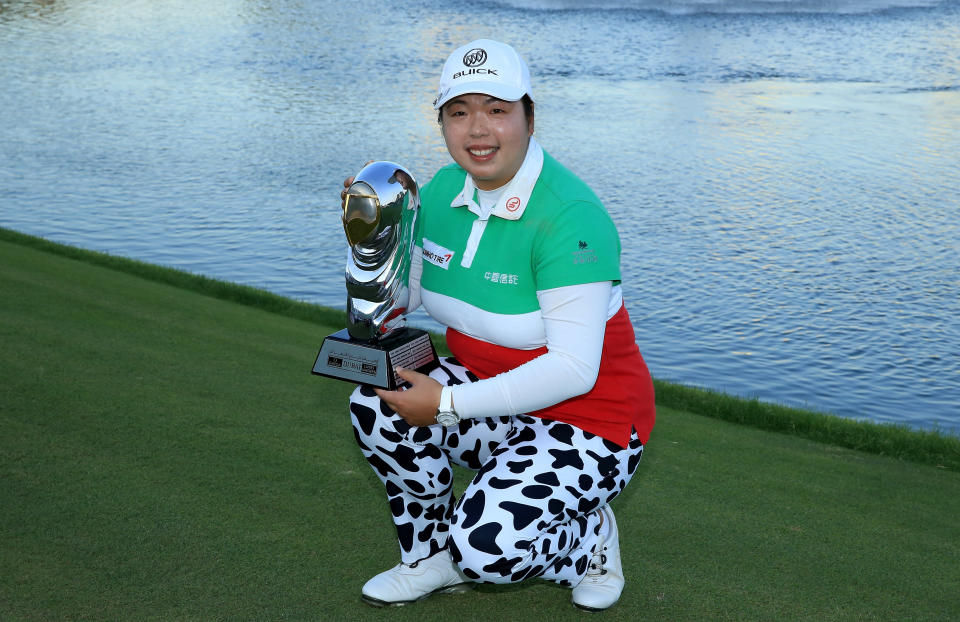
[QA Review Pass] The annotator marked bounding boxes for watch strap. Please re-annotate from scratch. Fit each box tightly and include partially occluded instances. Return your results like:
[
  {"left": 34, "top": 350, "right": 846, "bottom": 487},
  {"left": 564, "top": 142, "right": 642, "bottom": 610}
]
[
  {"left": 436, "top": 386, "right": 460, "bottom": 427},
  {"left": 439, "top": 386, "right": 454, "bottom": 414}
]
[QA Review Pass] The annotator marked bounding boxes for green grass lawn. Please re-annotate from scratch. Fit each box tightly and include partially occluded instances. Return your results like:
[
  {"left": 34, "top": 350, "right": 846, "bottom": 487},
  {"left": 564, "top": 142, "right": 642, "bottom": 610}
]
[{"left": 2, "top": 233, "right": 959, "bottom": 621}]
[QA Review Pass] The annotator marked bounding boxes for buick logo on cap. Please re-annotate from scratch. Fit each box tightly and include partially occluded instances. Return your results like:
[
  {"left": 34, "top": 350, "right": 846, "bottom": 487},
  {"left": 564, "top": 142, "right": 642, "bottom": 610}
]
[{"left": 462, "top": 48, "right": 487, "bottom": 67}]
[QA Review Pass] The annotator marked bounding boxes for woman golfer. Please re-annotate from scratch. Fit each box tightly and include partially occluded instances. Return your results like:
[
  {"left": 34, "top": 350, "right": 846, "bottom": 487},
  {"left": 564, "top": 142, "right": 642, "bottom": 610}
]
[{"left": 347, "top": 38, "right": 655, "bottom": 612}]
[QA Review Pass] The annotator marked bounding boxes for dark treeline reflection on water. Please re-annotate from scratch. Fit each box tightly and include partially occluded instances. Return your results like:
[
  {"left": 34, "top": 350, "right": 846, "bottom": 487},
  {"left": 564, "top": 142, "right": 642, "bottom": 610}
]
[{"left": 1, "top": 0, "right": 958, "bottom": 433}]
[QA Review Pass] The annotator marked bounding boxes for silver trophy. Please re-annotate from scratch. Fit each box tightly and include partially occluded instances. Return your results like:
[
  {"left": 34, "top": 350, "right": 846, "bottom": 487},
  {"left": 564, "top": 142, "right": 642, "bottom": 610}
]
[{"left": 311, "top": 161, "right": 438, "bottom": 389}]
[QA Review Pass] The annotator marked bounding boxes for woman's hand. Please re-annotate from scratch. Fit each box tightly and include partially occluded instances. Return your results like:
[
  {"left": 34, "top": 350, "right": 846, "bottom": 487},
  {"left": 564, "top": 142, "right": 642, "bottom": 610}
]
[
  {"left": 374, "top": 367, "right": 443, "bottom": 427},
  {"left": 340, "top": 160, "right": 375, "bottom": 202},
  {"left": 340, "top": 174, "right": 355, "bottom": 202}
]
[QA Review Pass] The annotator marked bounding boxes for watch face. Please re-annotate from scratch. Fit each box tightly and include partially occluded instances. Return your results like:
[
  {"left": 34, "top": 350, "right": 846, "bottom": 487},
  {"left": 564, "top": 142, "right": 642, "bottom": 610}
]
[{"left": 436, "top": 411, "right": 459, "bottom": 427}]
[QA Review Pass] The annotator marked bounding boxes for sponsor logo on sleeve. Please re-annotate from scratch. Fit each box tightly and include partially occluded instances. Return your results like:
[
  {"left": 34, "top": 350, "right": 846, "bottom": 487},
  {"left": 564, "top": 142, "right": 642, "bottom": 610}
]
[{"left": 573, "top": 240, "right": 598, "bottom": 265}]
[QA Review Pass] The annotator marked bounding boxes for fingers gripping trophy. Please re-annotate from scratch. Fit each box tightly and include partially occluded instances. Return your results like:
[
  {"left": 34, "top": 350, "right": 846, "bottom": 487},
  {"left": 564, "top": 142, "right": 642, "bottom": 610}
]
[{"left": 311, "top": 161, "right": 439, "bottom": 390}]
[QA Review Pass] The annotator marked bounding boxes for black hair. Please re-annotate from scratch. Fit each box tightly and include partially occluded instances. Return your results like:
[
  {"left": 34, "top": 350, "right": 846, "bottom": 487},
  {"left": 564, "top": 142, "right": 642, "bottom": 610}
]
[{"left": 437, "top": 94, "right": 535, "bottom": 125}]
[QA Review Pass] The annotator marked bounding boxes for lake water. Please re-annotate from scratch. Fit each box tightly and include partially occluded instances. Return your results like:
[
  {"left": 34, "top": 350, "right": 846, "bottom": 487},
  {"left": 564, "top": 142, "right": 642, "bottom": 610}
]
[{"left": 1, "top": 0, "right": 958, "bottom": 433}]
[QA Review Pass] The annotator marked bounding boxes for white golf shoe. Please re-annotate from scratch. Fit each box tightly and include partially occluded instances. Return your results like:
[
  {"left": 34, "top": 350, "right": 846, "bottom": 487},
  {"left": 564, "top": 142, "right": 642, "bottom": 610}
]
[
  {"left": 361, "top": 549, "right": 473, "bottom": 607},
  {"left": 572, "top": 504, "right": 625, "bottom": 612}
]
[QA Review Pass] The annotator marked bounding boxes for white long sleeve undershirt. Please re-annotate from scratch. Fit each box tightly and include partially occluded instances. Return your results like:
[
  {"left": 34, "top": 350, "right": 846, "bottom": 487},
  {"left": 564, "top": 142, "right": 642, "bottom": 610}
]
[
  {"left": 450, "top": 280, "right": 613, "bottom": 419},
  {"left": 406, "top": 243, "right": 614, "bottom": 418}
]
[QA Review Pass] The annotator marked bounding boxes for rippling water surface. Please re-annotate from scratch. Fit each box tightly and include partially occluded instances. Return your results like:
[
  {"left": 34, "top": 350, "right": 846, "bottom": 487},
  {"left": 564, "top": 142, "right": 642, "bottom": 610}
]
[{"left": 1, "top": 0, "right": 958, "bottom": 432}]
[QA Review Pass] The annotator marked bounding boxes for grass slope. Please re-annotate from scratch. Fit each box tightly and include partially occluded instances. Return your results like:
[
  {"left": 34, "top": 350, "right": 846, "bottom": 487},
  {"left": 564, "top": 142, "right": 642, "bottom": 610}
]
[
  {"left": 2, "top": 234, "right": 959, "bottom": 620},
  {"left": 2, "top": 227, "right": 954, "bottom": 471}
]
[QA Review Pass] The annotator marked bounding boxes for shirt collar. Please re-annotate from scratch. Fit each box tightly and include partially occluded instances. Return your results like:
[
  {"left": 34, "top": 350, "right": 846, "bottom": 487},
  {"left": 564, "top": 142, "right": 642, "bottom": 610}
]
[{"left": 449, "top": 137, "right": 544, "bottom": 221}]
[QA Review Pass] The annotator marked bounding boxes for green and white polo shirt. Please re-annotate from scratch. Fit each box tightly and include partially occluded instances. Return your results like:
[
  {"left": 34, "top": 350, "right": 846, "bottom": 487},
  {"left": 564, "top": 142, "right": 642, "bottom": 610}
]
[{"left": 418, "top": 138, "right": 622, "bottom": 349}]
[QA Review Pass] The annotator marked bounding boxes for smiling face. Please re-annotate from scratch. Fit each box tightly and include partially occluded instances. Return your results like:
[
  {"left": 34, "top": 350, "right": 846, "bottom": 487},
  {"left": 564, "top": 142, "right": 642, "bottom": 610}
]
[{"left": 440, "top": 93, "right": 534, "bottom": 191}]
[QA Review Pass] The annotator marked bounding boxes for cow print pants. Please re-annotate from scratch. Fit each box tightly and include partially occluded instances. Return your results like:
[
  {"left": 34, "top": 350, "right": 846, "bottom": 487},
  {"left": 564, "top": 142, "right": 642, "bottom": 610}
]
[{"left": 349, "top": 357, "right": 645, "bottom": 587}]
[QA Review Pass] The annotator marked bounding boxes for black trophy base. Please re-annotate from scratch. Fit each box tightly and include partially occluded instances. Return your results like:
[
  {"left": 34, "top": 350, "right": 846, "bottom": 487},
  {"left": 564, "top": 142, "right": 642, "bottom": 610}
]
[{"left": 311, "top": 327, "right": 439, "bottom": 390}]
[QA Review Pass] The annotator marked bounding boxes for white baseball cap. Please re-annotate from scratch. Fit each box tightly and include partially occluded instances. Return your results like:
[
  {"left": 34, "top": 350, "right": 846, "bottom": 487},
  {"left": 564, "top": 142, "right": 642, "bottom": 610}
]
[{"left": 433, "top": 39, "right": 534, "bottom": 110}]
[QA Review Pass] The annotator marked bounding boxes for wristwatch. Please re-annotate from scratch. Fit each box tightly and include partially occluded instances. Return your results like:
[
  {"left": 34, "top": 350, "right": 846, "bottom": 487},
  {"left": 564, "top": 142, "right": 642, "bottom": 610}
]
[{"left": 435, "top": 386, "right": 461, "bottom": 427}]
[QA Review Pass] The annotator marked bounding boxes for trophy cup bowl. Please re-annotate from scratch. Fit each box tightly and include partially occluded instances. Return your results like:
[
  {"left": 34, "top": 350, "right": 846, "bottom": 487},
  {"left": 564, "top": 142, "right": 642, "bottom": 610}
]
[{"left": 311, "top": 162, "right": 439, "bottom": 389}]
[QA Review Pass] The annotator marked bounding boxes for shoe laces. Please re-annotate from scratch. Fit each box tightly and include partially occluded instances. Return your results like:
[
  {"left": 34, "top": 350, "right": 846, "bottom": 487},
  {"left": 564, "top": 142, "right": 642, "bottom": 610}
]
[{"left": 585, "top": 544, "right": 609, "bottom": 577}]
